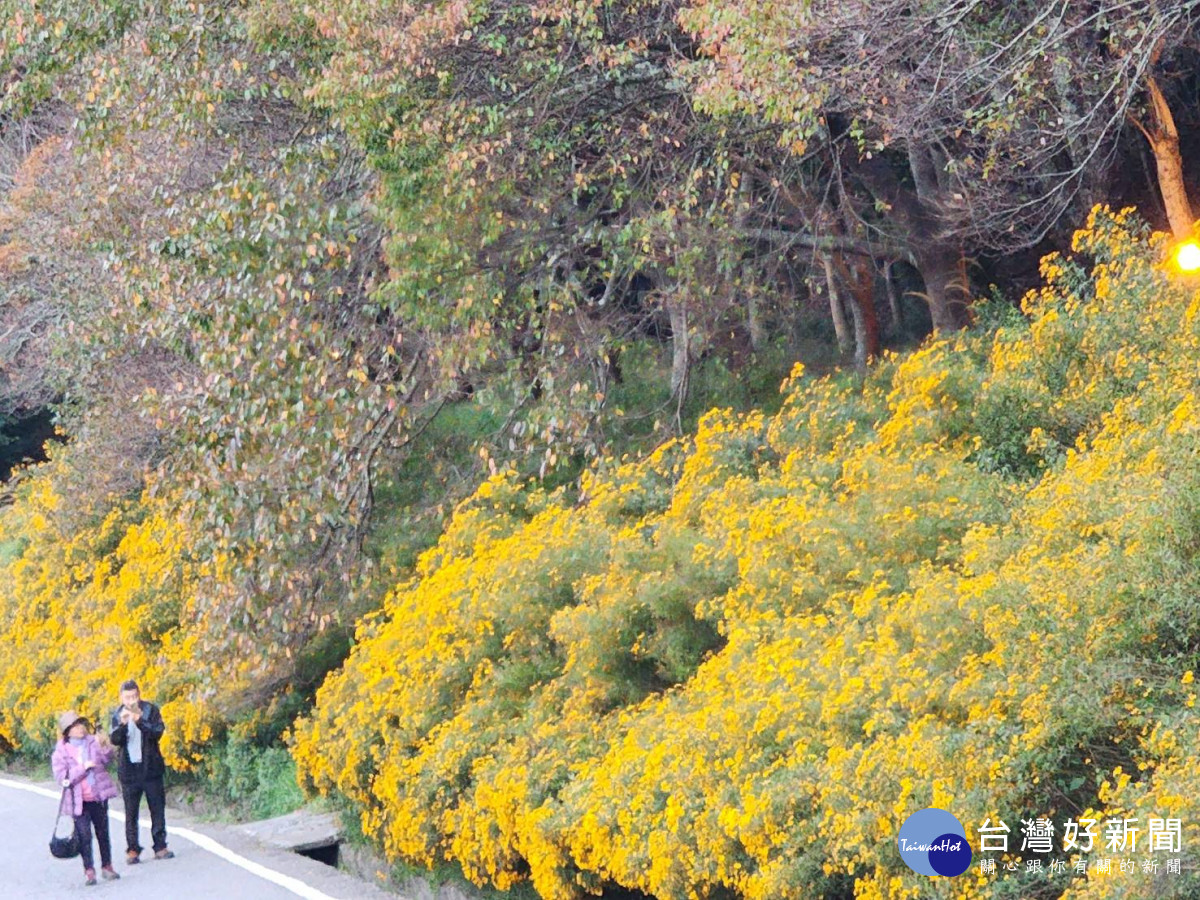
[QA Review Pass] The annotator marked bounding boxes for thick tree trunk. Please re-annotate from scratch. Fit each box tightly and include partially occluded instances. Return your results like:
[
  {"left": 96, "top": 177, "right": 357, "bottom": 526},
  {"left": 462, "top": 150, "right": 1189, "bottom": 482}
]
[
  {"left": 904, "top": 141, "right": 968, "bottom": 332},
  {"left": 822, "top": 254, "right": 852, "bottom": 354},
  {"left": 1144, "top": 72, "right": 1193, "bottom": 240},
  {"left": 834, "top": 254, "right": 881, "bottom": 370},
  {"left": 917, "top": 245, "right": 965, "bottom": 334},
  {"left": 907, "top": 141, "right": 942, "bottom": 205},
  {"left": 848, "top": 257, "right": 881, "bottom": 369}
]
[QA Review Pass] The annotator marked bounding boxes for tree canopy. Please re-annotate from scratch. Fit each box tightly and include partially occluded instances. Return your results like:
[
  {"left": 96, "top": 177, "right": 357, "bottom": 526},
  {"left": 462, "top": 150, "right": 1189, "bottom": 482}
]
[{"left": 3, "top": 5, "right": 1200, "bottom": 896}]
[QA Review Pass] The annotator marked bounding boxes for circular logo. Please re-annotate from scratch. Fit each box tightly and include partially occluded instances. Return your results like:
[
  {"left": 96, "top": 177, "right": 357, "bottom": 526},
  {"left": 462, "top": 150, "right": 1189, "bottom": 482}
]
[{"left": 898, "top": 808, "right": 972, "bottom": 877}]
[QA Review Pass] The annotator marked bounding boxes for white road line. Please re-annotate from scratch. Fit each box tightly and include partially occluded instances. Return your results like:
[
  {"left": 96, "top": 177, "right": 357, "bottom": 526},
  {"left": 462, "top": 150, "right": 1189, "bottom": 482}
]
[{"left": 0, "top": 777, "right": 341, "bottom": 900}]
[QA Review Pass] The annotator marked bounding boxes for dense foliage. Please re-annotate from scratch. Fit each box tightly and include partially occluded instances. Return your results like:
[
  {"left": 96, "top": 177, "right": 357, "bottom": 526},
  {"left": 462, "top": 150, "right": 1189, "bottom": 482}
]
[
  {"left": 5, "top": 0, "right": 1200, "bottom": 897},
  {"left": 291, "top": 210, "right": 1200, "bottom": 899}
]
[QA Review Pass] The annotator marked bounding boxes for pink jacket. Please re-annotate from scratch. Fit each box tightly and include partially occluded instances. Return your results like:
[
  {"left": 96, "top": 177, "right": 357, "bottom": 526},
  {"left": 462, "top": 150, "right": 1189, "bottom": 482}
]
[{"left": 51, "top": 735, "right": 118, "bottom": 816}]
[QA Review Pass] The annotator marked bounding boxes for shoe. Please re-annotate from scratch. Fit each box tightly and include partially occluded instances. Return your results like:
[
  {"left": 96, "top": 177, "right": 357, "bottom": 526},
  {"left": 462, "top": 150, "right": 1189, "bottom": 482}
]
[
  {"left": 101, "top": 866, "right": 120, "bottom": 881},
  {"left": 84, "top": 869, "right": 97, "bottom": 886},
  {"left": 154, "top": 848, "right": 175, "bottom": 860},
  {"left": 126, "top": 850, "right": 141, "bottom": 865}
]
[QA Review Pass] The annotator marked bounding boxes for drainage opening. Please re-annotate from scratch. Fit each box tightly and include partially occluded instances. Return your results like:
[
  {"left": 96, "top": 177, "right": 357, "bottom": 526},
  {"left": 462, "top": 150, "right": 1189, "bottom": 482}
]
[{"left": 295, "top": 842, "right": 340, "bottom": 868}]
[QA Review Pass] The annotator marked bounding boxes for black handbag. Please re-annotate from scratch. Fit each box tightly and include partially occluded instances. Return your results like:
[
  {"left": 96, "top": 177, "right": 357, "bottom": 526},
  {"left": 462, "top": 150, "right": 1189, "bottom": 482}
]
[{"left": 49, "top": 782, "right": 80, "bottom": 860}]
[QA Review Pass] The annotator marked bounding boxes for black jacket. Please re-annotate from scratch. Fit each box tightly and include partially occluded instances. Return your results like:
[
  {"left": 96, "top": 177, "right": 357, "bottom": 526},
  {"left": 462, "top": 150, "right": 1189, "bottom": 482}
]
[{"left": 108, "top": 699, "right": 166, "bottom": 780}]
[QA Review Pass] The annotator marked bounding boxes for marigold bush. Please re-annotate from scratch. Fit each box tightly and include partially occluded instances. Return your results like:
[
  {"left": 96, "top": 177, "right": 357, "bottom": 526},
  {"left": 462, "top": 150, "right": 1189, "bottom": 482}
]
[
  {"left": 293, "top": 208, "right": 1200, "bottom": 899},
  {"left": 4, "top": 207, "right": 1199, "bottom": 897},
  {"left": 0, "top": 450, "right": 247, "bottom": 767}
]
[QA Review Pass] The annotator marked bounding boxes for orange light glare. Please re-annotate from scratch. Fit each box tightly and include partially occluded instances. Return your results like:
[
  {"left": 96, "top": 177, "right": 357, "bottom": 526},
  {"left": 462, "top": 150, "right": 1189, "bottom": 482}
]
[{"left": 1176, "top": 241, "right": 1200, "bottom": 272}]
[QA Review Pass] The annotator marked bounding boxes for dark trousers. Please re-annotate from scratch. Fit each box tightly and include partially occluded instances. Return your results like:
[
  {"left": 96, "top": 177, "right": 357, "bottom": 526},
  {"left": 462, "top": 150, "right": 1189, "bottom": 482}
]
[
  {"left": 74, "top": 800, "right": 112, "bottom": 872},
  {"left": 121, "top": 769, "right": 167, "bottom": 853}
]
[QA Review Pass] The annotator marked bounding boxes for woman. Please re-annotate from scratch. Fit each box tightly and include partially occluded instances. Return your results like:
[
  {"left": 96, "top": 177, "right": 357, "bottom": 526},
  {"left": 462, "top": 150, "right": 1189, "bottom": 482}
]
[{"left": 51, "top": 711, "right": 121, "bottom": 885}]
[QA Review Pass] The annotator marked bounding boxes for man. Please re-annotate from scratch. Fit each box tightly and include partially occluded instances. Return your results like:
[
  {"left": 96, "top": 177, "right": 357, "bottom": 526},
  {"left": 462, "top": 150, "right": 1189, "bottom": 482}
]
[{"left": 109, "top": 679, "right": 175, "bottom": 863}]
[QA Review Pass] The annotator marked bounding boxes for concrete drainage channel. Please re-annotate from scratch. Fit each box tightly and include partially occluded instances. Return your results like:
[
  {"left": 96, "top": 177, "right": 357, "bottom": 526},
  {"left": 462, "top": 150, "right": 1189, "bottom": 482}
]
[{"left": 241, "top": 809, "right": 342, "bottom": 869}]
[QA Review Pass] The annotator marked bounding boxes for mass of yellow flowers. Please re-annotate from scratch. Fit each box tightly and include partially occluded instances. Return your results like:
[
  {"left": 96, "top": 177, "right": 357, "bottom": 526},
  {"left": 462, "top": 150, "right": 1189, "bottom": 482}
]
[
  {"left": 4, "top": 207, "right": 1200, "bottom": 897},
  {"left": 0, "top": 474, "right": 226, "bottom": 767}
]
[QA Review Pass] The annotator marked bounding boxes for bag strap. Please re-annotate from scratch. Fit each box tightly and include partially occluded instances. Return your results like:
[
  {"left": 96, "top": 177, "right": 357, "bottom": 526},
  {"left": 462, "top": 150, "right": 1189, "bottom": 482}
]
[
  {"left": 51, "top": 781, "right": 78, "bottom": 840},
  {"left": 53, "top": 773, "right": 87, "bottom": 820}
]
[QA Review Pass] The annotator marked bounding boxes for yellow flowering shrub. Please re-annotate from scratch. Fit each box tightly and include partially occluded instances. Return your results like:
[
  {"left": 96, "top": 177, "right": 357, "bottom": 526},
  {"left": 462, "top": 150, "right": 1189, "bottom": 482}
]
[
  {"left": 6, "top": 205, "right": 1200, "bottom": 897},
  {"left": 0, "top": 450, "right": 247, "bottom": 768},
  {"left": 293, "top": 210, "right": 1200, "bottom": 899}
]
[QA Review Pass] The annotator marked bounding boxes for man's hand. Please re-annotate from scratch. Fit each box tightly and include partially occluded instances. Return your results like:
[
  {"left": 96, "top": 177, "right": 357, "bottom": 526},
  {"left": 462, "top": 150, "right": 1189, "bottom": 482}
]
[
  {"left": 128, "top": 707, "right": 142, "bottom": 723},
  {"left": 119, "top": 708, "right": 132, "bottom": 725}
]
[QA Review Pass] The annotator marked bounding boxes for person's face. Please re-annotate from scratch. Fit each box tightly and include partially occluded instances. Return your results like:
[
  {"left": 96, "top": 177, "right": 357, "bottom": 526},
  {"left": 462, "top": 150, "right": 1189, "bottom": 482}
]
[
  {"left": 120, "top": 688, "right": 140, "bottom": 709},
  {"left": 67, "top": 722, "right": 88, "bottom": 739}
]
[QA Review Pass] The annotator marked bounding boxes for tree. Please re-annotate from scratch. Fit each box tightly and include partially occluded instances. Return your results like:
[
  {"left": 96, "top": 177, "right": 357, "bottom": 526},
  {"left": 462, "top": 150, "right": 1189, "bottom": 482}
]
[
  {"left": 253, "top": 0, "right": 743, "bottom": 440},
  {"left": 1129, "top": 43, "right": 1193, "bottom": 238},
  {"left": 0, "top": 0, "right": 425, "bottom": 671},
  {"left": 681, "top": 0, "right": 1200, "bottom": 325}
]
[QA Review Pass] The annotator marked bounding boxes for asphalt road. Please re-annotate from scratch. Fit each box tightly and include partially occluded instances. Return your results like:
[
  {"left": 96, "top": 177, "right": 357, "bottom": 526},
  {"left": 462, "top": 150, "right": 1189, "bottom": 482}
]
[{"left": 0, "top": 776, "right": 400, "bottom": 899}]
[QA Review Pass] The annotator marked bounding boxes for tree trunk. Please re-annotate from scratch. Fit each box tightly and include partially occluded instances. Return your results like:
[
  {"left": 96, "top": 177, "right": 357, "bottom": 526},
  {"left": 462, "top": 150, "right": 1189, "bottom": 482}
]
[
  {"left": 746, "top": 290, "right": 765, "bottom": 352},
  {"left": 823, "top": 254, "right": 852, "bottom": 354},
  {"left": 739, "top": 173, "right": 765, "bottom": 351},
  {"left": 1144, "top": 72, "right": 1193, "bottom": 240},
  {"left": 834, "top": 254, "right": 881, "bottom": 371},
  {"left": 848, "top": 257, "right": 880, "bottom": 369},
  {"left": 907, "top": 141, "right": 942, "bottom": 204},
  {"left": 667, "top": 296, "right": 689, "bottom": 401},
  {"left": 855, "top": 142, "right": 969, "bottom": 331},
  {"left": 884, "top": 260, "right": 903, "bottom": 336},
  {"left": 917, "top": 245, "right": 965, "bottom": 333}
]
